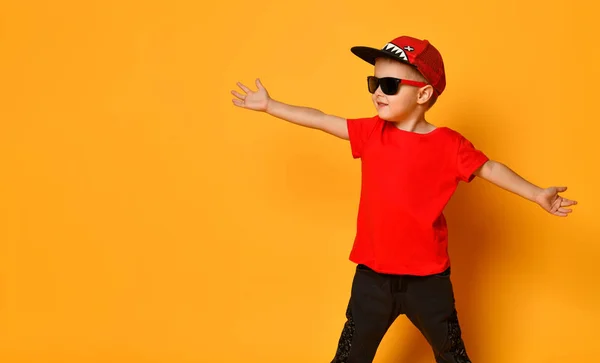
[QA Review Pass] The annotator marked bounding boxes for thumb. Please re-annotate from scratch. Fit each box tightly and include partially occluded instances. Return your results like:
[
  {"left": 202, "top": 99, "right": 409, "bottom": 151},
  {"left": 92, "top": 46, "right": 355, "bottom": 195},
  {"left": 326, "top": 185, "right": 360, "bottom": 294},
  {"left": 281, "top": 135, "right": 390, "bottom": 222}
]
[
  {"left": 555, "top": 186, "right": 567, "bottom": 193},
  {"left": 256, "top": 78, "right": 265, "bottom": 90}
]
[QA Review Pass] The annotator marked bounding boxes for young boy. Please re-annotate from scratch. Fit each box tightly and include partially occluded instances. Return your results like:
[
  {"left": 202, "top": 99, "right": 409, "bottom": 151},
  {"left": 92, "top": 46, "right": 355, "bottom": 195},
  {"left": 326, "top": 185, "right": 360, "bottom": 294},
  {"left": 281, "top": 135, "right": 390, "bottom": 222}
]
[{"left": 230, "top": 36, "right": 577, "bottom": 363}]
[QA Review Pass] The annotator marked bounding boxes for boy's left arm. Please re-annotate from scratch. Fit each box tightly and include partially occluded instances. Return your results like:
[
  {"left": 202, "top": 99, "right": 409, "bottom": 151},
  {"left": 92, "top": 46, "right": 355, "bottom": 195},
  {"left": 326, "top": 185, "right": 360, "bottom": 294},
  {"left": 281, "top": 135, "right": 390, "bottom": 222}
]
[{"left": 474, "top": 160, "right": 578, "bottom": 217}]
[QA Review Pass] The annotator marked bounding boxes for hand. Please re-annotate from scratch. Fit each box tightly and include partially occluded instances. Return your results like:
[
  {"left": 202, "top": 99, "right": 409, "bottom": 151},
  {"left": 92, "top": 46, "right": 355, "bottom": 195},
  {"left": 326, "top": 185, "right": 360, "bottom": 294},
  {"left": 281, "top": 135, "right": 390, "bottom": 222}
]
[
  {"left": 534, "top": 186, "right": 578, "bottom": 217},
  {"left": 231, "top": 78, "right": 271, "bottom": 112}
]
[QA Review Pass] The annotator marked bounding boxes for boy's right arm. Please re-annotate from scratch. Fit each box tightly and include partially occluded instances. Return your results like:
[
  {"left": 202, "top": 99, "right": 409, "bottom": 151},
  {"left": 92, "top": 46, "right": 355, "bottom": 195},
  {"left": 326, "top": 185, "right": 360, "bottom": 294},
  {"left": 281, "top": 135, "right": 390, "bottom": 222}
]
[
  {"left": 231, "top": 79, "right": 349, "bottom": 140},
  {"left": 265, "top": 99, "right": 349, "bottom": 140}
]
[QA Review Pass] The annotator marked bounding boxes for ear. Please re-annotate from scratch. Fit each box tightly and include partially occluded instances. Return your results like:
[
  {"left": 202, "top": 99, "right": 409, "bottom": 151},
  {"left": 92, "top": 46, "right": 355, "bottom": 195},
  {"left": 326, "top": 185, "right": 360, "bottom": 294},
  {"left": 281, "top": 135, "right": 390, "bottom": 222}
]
[{"left": 416, "top": 85, "right": 434, "bottom": 105}]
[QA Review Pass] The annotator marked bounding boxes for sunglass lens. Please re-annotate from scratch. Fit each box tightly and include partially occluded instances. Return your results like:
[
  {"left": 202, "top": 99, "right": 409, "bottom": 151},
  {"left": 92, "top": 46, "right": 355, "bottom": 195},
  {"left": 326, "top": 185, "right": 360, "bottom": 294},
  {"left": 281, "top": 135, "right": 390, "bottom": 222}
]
[
  {"left": 380, "top": 78, "right": 399, "bottom": 95},
  {"left": 367, "top": 76, "right": 379, "bottom": 94}
]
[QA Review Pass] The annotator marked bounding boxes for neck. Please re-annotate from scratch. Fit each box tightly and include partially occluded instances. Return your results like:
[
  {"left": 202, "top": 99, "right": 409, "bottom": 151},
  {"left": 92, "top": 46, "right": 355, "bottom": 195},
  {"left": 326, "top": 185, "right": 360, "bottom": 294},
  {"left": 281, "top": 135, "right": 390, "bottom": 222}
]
[{"left": 387, "top": 115, "right": 435, "bottom": 134}]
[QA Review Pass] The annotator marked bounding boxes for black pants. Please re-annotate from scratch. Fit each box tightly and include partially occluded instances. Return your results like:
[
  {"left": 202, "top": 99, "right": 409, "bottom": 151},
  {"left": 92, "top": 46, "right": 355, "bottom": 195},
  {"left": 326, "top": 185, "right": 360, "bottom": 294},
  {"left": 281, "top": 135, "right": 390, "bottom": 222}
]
[{"left": 331, "top": 264, "right": 471, "bottom": 363}]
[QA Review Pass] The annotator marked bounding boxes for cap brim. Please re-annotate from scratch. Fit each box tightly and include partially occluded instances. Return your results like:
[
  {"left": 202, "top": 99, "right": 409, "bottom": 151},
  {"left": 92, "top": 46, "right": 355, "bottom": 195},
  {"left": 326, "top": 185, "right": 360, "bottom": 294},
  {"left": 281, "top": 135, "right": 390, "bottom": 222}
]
[{"left": 351, "top": 46, "right": 414, "bottom": 66}]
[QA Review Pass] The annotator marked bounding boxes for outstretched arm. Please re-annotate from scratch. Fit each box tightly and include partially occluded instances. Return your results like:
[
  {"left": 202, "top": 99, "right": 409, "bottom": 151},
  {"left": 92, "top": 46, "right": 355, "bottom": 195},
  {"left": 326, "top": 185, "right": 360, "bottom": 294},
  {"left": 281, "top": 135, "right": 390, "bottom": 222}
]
[
  {"left": 231, "top": 79, "right": 349, "bottom": 140},
  {"left": 474, "top": 160, "right": 578, "bottom": 217}
]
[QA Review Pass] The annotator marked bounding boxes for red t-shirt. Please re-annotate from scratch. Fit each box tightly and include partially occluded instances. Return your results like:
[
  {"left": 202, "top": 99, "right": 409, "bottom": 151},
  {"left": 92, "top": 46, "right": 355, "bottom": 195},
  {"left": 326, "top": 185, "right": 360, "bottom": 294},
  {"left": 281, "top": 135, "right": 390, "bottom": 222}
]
[{"left": 347, "top": 115, "right": 489, "bottom": 276}]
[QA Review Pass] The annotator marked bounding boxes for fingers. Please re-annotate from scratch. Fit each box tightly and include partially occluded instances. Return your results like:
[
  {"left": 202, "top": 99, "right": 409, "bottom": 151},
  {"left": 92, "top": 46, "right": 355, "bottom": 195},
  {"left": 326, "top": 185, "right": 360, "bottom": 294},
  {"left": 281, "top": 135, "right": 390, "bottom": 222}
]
[
  {"left": 551, "top": 198, "right": 562, "bottom": 211},
  {"left": 558, "top": 207, "right": 573, "bottom": 214},
  {"left": 231, "top": 81, "right": 252, "bottom": 108},
  {"left": 561, "top": 199, "right": 578, "bottom": 207},
  {"left": 546, "top": 194, "right": 577, "bottom": 217},
  {"left": 237, "top": 82, "right": 252, "bottom": 94},
  {"left": 231, "top": 90, "right": 246, "bottom": 100}
]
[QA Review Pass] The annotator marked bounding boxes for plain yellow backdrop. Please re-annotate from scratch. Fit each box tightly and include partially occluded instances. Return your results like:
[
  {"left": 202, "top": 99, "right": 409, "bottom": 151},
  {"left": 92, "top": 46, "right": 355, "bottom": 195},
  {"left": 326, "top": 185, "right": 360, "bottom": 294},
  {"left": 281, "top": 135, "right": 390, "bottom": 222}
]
[{"left": 0, "top": 0, "right": 598, "bottom": 362}]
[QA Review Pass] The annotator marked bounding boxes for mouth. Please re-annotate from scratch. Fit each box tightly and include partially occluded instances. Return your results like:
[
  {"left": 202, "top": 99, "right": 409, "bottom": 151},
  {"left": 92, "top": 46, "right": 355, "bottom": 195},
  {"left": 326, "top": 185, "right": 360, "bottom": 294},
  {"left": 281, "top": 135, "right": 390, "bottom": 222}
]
[{"left": 376, "top": 101, "right": 388, "bottom": 108}]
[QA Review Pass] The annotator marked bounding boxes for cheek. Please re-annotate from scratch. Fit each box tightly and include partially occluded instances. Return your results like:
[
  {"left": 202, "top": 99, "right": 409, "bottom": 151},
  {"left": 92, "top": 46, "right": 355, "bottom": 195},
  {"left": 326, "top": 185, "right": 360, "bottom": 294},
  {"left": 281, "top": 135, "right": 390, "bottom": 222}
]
[
  {"left": 387, "top": 96, "right": 408, "bottom": 110},
  {"left": 371, "top": 93, "right": 381, "bottom": 104},
  {"left": 389, "top": 90, "right": 415, "bottom": 109},
  {"left": 381, "top": 96, "right": 414, "bottom": 119}
]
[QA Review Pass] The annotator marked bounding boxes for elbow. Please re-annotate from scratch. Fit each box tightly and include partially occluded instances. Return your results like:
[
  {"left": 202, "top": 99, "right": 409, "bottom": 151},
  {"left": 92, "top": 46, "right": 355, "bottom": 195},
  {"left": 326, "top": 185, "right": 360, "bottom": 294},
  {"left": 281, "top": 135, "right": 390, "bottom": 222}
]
[{"left": 475, "top": 160, "right": 496, "bottom": 179}]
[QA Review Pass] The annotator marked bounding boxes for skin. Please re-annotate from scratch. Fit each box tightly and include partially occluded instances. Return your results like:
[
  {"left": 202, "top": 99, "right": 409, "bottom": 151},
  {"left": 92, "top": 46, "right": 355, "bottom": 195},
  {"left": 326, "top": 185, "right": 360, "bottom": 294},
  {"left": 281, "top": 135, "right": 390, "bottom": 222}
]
[
  {"left": 369, "top": 57, "right": 436, "bottom": 133},
  {"left": 230, "top": 59, "right": 578, "bottom": 217}
]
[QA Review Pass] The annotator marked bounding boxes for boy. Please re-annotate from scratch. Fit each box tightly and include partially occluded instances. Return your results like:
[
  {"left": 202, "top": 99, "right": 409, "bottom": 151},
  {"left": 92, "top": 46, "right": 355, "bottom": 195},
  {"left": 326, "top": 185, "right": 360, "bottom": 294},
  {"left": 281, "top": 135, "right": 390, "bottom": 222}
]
[{"left": 230, "top": 36, "right": 577, "bottom": 363}]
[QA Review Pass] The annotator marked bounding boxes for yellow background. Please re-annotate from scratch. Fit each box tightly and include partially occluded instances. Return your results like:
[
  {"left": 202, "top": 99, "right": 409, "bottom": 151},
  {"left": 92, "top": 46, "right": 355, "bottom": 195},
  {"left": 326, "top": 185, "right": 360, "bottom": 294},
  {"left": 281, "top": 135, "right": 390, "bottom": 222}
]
[{"left": 0, "top": 1, "right": 598, "bottom": 362}]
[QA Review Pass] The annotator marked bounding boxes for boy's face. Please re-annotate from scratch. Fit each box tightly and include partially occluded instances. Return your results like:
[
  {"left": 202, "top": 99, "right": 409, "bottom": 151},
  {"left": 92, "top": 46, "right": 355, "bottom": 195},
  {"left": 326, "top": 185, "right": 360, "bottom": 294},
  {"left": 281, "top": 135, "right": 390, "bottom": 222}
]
[{"left": 372, "top": 58, "right": 430, "bottom": 121}]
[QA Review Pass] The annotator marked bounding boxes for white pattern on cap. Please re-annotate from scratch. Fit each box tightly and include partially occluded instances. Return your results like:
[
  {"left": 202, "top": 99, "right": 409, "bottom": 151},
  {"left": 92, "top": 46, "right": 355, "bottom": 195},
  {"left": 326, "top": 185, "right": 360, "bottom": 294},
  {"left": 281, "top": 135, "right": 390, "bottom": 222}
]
[{"left": 383, "top": 43, "right": 409, "bottom": 62}]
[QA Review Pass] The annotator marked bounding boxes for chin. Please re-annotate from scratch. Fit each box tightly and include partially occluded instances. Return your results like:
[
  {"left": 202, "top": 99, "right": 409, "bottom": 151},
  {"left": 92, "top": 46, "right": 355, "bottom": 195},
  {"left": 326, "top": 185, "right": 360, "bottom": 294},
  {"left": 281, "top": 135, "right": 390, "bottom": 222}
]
[{"left": 377, "top": 110, "right": 398, "bottom": 121}]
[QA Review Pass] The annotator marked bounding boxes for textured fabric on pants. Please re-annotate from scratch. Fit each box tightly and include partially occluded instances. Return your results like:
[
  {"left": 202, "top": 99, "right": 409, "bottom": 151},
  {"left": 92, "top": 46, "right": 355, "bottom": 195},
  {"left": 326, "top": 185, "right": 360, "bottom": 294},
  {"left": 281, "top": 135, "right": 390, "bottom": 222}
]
[{"left": 331, "top": 264, "right": 471, "bottom": 363}]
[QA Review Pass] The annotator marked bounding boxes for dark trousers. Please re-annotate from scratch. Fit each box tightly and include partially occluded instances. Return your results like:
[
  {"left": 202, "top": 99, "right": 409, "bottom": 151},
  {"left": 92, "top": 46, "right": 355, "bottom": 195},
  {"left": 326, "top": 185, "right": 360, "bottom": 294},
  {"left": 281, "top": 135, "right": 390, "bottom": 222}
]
[{"left": 331, "top": 264, "right": 471, "bottom": 363}]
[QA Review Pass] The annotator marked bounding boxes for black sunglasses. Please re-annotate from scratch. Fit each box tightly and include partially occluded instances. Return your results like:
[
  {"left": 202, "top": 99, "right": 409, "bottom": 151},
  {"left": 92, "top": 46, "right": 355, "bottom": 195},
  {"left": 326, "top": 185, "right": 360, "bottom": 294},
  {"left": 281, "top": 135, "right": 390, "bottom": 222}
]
[{"left": 367, "top": 76, "right": 429, "bottom": 95}]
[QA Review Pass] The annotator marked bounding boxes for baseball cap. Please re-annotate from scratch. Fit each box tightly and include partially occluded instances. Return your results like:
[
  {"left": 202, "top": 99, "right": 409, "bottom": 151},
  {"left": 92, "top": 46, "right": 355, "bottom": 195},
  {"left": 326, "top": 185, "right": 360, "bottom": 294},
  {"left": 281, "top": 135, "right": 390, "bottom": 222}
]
[{"left": 351, "top": 36, "right": 446, "bottom": 95}]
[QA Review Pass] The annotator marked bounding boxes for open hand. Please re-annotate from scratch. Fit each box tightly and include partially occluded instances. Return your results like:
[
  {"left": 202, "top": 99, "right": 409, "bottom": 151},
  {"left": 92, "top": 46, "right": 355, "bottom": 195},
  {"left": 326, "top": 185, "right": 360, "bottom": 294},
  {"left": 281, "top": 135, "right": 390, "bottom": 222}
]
[
  {"left": 534, "top": 186, "right": 578, "bottom": 217},
  {"left": 231, "top": 79, "right": 270, "bottom": 112}
]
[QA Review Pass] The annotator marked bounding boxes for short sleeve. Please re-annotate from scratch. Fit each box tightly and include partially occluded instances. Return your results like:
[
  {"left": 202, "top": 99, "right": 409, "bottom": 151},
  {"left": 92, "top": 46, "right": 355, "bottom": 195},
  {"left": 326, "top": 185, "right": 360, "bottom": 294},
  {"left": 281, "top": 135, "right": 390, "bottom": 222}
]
[
  {"left": 456, "top": 135, "right": 489, "bottom": 182},
  {"left": 346, "top": 116, "right": 381, "bottom": 159}
]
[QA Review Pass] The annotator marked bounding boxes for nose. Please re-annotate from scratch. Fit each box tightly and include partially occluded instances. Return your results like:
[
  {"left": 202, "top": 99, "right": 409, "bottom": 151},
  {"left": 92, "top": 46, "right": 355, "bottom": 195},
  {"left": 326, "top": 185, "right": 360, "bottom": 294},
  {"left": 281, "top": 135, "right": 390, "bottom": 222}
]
[{"left": 373, "top": 85, "right": 385, "bottom": 96}]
